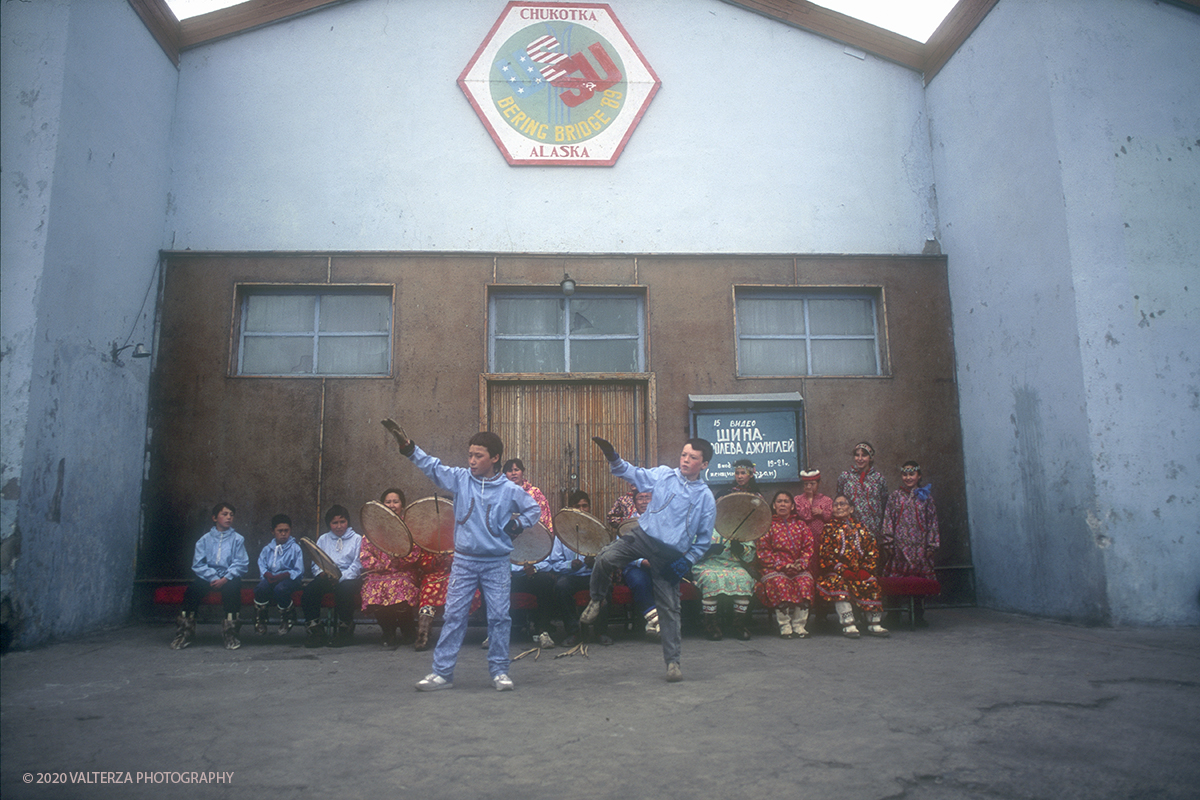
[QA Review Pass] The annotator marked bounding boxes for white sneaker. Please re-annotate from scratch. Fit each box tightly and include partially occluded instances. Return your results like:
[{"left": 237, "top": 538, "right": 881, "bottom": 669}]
[
  {"left": 480, "top": 636, "right": 490, "bottom": 649},
  {"left": 416, "top": 673, "right": 453, "bottom": 692},
  {"left": 493, "top": 673, "right": 514, "bottom": 691},
  {"left": 537, "top": 631, "right": 556, "bottom": 649}
]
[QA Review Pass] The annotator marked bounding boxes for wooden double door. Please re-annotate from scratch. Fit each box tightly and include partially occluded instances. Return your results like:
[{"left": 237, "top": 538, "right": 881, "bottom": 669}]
[{"left": 484, "top": 376, "right": 656, "bottom": 523}]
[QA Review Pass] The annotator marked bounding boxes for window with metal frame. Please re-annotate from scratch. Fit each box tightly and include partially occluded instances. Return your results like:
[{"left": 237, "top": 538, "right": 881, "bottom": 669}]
[
  {"left": 489, "top": 291, "right": 645, "bottom": 373},
  {"left": 236, "top": 287, "right": 392, "bottom": 376},
  {"left": 735, "top": 289, "right": 883, "bottom": 377}
]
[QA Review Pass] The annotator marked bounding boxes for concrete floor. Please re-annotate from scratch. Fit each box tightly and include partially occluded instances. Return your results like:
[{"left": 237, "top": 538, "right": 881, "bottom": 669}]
[{"left": 2, "top": 607, "right": 1198, "bottom": 800}]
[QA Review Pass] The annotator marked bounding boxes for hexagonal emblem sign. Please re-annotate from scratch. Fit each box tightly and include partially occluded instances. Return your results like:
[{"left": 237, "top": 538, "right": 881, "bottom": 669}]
[{"left": 458, "top": 2, "right": 660, "bottom": 166}]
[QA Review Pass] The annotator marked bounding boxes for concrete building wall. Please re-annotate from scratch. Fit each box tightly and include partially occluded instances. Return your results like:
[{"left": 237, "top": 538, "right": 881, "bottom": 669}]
[
  {"left": 165, "top": 0, "right": 937, "bottom": 255},
  {"left": 927, "top": 0, "right": 1200, "bottom": 624},
  {"left": 0, "top": 0, "right": 178, "bottom": 647}
]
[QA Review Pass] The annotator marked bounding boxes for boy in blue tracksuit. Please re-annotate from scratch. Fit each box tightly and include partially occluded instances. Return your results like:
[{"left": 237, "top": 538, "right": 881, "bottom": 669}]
[
  {"left": 253, "top": 513, "right": 304, "bottom": 635},
  {"left": 170, "top": 501, "right": 249, "bottom": 651},
  {"left": 385, "top": 422, "right": 540, "bottom": 692},
  {"left": 581, "top": 437, "right": 717, "bottom": 683}
]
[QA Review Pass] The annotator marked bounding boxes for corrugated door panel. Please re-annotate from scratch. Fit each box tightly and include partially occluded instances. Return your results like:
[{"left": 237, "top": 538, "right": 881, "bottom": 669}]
[{"left": 488, "top": 381, "right": 650, "bottom": 526}]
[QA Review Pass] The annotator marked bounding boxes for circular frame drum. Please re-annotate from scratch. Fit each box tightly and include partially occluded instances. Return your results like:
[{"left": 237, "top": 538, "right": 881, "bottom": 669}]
[
  {"left": 714, "top": 493, "right": 772, "bottom": 542},
  {"left": 300, "top": 536, "right": 343, "bottom": 581},
  {"left": 553, "top": 508, "right": 613, "bottom": 556},
  {"left": 360, "top": 500, "right": 414, "bottom": 557},
  {"left": 509, "top": 522, "right": 554, "bottom": 565},
  {"left": 403, "top": 496, "right": 456, "bottom": 554}
]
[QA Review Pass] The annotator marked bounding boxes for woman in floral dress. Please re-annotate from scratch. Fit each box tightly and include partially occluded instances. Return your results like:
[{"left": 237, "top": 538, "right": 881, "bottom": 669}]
[
  {"left": 755, "top": 490, "right": 815, "bottom": 638},
  {"left": 837, "top": 442, "right": 888, "bottom": 535},
  {"left": 360, "top": 488, "right": 420, "bottom": 649},
  {"left": 879, "top": 460, "right": 940, "bottom": 625},
  {"left": 692, "top": 532, "right": 758, "bottom": 641},
  {"left": 817, "top": 495, "right": 888, "bottom": 639}
]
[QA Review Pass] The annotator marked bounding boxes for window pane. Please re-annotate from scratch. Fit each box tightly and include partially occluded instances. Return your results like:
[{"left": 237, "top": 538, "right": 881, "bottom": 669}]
[
  {"left": 811, "top": 339, "right": 878, "bottom": 375},
  {"left": 494, "top": 298, "right": 562, "bottom": 336},
  {"left": 571, "top": 339, "right": 639, "bottom": 372},
  {"left": 494, "top": 339, "right": 565, "bottom": 372},
  {"left": 737, "top": 298, "right": 805, "bottom": 336},
  {"left": 318, "top": 336, "right": 390, "bottom": 375},
  {"left": 320, "top": 294, "right": 390, "bottom": 333},
  {"left": 808, "top": 298, "right": 874, "bottom": 336},
  {"left": 245, "top": 295, "right": 315, "bottom": 333},
  {"left": 242, "top": 336, "right": 313, "bottom": 374},
  {"left": 570, "top": 298, "right": 638, "bottom": 336},
  {"left": 739, "top": 339, "right": 806, "bottom": 376}
]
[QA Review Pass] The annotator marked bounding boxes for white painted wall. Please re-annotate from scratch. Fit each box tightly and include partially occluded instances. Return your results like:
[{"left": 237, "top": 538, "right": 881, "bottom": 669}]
[
  {"left": 928, "top": 0, "right": 1200, "bottom": 624},
  {"left": 165, "top": 0, "right": 937, "bottom": 254},
  {"left": 0, "top": 0, "right": 178, "bottom": 647}
]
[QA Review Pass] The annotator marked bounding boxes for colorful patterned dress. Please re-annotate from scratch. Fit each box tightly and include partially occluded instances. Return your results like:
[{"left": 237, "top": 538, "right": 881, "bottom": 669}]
[
  {"left": 817, "top": 517, "right": 882, "bottom": 610},
  {"left": 837, "top": 468, "right": 888, "bottom": 534},
  {"left": 755, "top": 515, "right": 815, "bottom": 608},
  {"left": 517, "top": 479, "right": 555, "bottom": 533},
  {"left": 414, "top": 549, "right": 455, "bottom": 609},
  {"left": 359, "top": 539, "right": 420, "bottom": 610},
  {"left": 794, "top": 492, "right": 833, "bottom": 574},
  {"left": 879, "top": 486, "right": 939, "bottom": 580},
  {"left": 692, "top": 534, "right": 757, "bottom": 599}
]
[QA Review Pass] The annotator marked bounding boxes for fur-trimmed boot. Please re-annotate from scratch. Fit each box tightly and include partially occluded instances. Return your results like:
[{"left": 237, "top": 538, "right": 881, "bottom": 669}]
[
  {"left": 222, "top": 613, "right": 242, "bottom": 650},
  {"left": 277, "top": 602, "right": 295, "bottom": 635},
  {"left": 331, "top": 619, "right": 355, "bottom": 648},
  {"left": 865, "top": 610, "right": 890, "bottom": 637},
  {"left": 790, "top": 606, "right": 810, "bottom": 639},
  {"left": 775, "top": 608, "right": 793, "bottom": 638},
  {"left": 254, "top": 601, "right": 270, "bottom": 635},
  {"left": 377, "top": 608, "right": 399, "bottom": 650},
  {"left": 169, "top": 611, "right": 195, "bottom": 650},
  {"left": 703, "top": 613, "right": 723, "bottom": 641},
  {"left": 305, "top": 618, "right": 326, "bottom": 648},
  {"left": 732, "top": 608, "right": 752, "bottom": 641},
  {"left": 415, "top": 607, "right": 435, "bottom": 651},
  {"left": 835, "top": 601, "right": 860, "bottom": 639}
]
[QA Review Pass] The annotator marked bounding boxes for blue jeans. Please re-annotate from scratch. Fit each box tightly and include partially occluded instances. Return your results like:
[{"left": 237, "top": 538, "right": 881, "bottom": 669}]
[
  {"left": 254, "top": 576, "right": 300, "bottom": 607},
  {"left": 591, "top": 529, "right": 684, "bottom": 666},
  {"left": 621, "top": 562, "right": 657, "bottom": 617},
  {"left": 432, "top": 555, "right": 511, "bottom": 680}
]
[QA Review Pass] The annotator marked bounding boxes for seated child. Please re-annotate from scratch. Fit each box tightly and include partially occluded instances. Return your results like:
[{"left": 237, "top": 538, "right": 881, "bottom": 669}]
[
  {"left": 300, "top": 504, "right": 363, "bottom": 647},
  {"left": 253, "top": 513, "right": 304, "bottom": 635},
  {"left": 170, "top": 501, "right": 249, "bottom": 650}
]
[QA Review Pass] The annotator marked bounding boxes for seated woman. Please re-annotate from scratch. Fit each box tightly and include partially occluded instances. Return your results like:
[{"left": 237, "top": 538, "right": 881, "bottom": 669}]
[
  {"left": 879, "top": 460, "right": 940, "bottom": 626},
  {"left": 692, "top": 532, "right": 758, "bottom": 641},
  {"left": 397, "top": 489, "right": 458, "bottom": 652},
  {"left": 755, "top": 490, "right": 815, "bottom": 639},
  {"left": 817, "top": 495, "right": 888, "bottom": 638},
  {"left": 359, "top": 488, "right": 420, "bottom": 649}
]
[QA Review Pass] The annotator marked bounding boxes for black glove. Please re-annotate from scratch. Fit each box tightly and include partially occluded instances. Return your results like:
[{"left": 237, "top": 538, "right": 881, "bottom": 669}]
[
  {"left": 592, "top": 436, "right": 619, "bottom": 462},
  {"left": 730, "top": 540, "right": 746, "bottom": 558},
  {"left": 660, "top": 556, "right": 691, "bottom": 583},
  {"left": 503, "top": 518, "right": 523, "bottom": 539}
]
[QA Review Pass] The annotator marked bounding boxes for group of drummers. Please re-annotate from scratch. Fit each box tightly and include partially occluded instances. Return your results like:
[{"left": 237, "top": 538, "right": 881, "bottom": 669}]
[{"left": 170, "top": 435, "right": 938, "bottom": 657}]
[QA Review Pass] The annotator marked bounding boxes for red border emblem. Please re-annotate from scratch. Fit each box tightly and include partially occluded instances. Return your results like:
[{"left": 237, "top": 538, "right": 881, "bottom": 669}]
[{"left": 459, "top": 3, "right": 661, "bottom": 166}]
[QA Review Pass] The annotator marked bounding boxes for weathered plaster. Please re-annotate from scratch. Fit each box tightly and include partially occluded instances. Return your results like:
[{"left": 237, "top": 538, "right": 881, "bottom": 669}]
[
  {"left": 164, "top": 0, "right": 938, "bottom": 254},
  {"left": 928, "top": 0, "right": 1199, "bottom": 624},
  {"left": 1, "top": 0, "right": 178, "bottom": 647}
]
